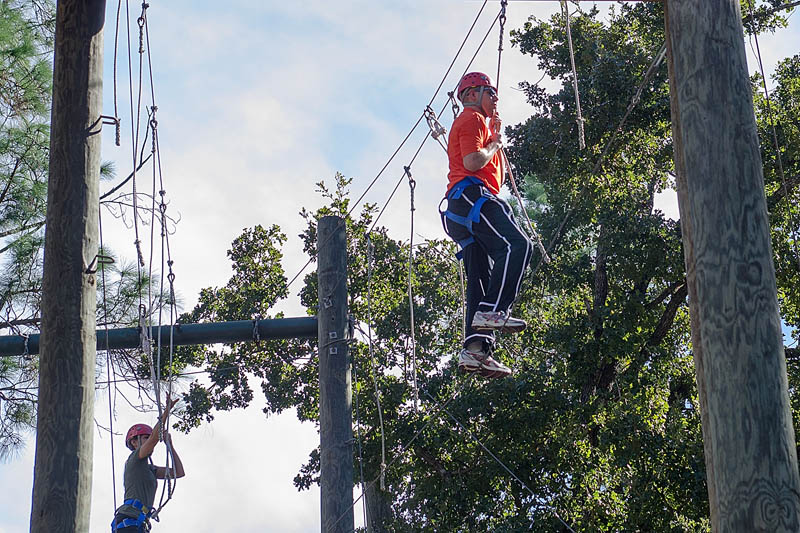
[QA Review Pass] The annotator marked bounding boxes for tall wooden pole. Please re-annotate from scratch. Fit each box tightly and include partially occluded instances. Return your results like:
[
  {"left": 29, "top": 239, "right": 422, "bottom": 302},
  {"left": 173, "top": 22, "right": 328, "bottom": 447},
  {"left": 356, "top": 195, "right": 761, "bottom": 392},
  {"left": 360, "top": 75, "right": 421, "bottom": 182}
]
[
  {"left": 665, "top": 1, "right": 800, "bottom": 530},
  {"left": 317, "top": 216, "right": 354, "bottom": 533},
  {"left": 30, "top": 1, "right": 106, "bottom": 531}
]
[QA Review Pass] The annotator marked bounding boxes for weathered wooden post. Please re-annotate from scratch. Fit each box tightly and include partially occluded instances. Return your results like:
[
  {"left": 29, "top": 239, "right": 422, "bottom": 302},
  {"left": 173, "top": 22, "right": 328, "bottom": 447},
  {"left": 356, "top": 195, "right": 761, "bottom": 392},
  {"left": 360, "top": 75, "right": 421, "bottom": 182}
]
[
  {"left": 30, "top": 1, "right": 106, "bottom": 531},
  {"left": 665, "top": 1, "right": 800, "bottom": 530},
  {"left": 317, "top": 216, "right": 354, "bottom": 533}
]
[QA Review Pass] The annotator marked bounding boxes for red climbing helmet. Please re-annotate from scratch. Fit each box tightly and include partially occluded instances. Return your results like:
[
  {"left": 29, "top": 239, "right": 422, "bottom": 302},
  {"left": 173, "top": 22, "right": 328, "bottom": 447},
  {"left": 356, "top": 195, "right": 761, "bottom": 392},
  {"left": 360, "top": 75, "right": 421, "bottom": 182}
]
[
  {"left": 457, "top": 72, "right": 496, "bottom": 101},
  {"left": 125, "top": 423, "right": 152, "bottom": 450}
]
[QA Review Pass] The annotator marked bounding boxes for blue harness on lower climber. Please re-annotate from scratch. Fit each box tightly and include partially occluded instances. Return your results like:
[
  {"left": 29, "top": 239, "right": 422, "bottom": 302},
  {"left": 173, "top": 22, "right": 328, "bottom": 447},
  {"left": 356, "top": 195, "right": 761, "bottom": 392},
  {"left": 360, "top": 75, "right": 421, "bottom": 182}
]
[
  {"left": 111, "top": 499, "right": 152, "bottom": 531},
  {"left": 440, "top": 176, "right": 489, "bottom": 259}
]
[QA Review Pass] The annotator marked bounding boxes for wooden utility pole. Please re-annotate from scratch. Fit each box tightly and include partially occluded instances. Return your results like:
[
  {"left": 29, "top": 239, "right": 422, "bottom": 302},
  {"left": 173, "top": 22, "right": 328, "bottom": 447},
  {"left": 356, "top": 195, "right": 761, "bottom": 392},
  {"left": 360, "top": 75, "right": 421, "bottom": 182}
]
[
  {"left": 29, "top": 1, "right": 106, "bottom": 531},
  {"left": 665, "top": 1, "right": 800, "bottom": 530},
  {"left": 317, "top": 216, "right": 354, "bottom": 533}
]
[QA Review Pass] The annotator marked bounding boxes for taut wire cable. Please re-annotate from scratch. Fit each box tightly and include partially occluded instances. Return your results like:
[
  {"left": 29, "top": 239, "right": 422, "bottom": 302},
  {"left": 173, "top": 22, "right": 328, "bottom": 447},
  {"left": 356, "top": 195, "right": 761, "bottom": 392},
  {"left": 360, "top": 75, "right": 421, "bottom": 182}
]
[
  {"left": 535, "top": 40, "right": 667, "bottom": 276},
  {"left": 287, "top": 0, "right": 494, "bottom": 289},
  {"left": 424, "top": 389, "right": 576, "bottom": 533},
  {"left": 326, "top": 374, "right": 477, "bottom": 532}
]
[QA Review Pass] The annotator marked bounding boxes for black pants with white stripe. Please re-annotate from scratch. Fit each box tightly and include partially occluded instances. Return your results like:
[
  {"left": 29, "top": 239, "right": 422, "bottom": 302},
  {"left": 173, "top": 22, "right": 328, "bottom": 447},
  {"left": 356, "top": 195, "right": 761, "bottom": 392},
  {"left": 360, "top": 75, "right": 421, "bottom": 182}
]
[{"left": 444, "top": 182, "right": 532, "bottom": 349}]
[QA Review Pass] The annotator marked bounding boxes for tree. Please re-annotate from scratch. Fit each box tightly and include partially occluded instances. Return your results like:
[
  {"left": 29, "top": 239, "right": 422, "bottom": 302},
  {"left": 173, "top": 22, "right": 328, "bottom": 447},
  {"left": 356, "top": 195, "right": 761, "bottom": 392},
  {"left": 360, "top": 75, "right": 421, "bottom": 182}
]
[
  {"left": 0, "top": 1, "right": 167, "bottom": 458},
  {"left": 173, "top": 2, "right": 800, "bottom": 531},
  {"left": 0, "top": 0, "right": 54, "bottom": 458}
]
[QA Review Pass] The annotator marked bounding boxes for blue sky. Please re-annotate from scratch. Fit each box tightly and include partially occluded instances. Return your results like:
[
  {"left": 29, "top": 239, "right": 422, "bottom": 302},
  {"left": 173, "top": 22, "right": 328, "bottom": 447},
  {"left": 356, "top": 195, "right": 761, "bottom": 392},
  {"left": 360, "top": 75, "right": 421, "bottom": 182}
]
[{"left": 1, "top": 2, "right": 799, "bottom": 532}]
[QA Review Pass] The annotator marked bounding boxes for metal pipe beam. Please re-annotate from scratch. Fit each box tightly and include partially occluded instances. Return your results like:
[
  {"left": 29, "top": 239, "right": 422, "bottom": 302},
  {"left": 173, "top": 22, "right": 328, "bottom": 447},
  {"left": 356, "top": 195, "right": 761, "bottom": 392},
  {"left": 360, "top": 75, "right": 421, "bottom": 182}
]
[{"left": 0, "top": 317, "right": 317, "bottom": 357}]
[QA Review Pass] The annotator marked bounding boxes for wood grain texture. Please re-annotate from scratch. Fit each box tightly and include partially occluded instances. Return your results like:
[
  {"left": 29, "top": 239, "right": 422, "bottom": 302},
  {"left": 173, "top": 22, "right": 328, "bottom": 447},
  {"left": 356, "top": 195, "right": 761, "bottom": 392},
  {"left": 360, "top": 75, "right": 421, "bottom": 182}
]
[
  {"left": 666, "top": 0, "right": 800, "bottom": 530},
  {"left": 317, "top": 216, "right": 354, "bottom": 533},
  {"left": 29, "top": 1, "right": 105, "bottom": 531}
]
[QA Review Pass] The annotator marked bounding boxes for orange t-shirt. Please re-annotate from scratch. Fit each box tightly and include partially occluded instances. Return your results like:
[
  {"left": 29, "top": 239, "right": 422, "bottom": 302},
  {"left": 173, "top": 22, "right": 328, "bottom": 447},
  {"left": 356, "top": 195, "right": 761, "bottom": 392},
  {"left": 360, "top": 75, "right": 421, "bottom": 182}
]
[{"left": 446, "top": 107, "right": 502, "bottom": 195}]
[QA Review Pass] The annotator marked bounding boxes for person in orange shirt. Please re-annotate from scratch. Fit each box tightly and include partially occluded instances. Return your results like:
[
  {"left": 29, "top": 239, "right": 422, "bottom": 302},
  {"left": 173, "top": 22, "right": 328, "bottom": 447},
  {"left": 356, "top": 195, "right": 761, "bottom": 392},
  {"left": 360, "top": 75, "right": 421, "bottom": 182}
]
[{"left": 440, "top": 72, "right": 532, "bottom": 378}]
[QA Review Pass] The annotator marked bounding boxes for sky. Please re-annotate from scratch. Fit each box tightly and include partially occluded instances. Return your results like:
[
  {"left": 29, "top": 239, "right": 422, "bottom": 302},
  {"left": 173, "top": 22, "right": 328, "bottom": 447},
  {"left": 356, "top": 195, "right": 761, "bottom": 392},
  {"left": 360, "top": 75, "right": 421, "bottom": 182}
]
[{"left": 1, "top": 1, "right": 799, "bottom": 532}]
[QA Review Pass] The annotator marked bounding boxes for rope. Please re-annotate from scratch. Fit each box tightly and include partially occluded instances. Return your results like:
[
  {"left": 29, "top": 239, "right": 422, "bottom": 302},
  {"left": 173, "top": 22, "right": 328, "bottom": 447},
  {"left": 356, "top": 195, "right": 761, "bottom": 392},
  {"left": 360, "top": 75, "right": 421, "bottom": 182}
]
[
  {"left": 424, "top": 390, "right": 576, "bottom": 533},
  {"left": 502, "top": 149, "right": 551, "bottom": 263},
  {"left": 326, "top": 374, "right": 477, "bottom": 533},
  {"left": 404, "top": 167, "right": 420, "bottom": 411},
  {"left": 496, "top": 0, "right": 508, "bottom": 90},
  {"left": 99, "top": 208, "right": 118, "bottom": 513},
  {"left": 746, "top": 3, "right": 800, "bottom": 273},
  {"left": 352, "top": 352, "right": 370, "bottom": 530},
  {"left": 562, "top": 0, "right": 586, "bottom": 149},
  {"left": 368, "top": 8, "right": 503, "bottom": 234},
  {"left": 365, "top": 238, "right": 387, "bottom": 491},
  {"left": 429, "top": 0, "right": 490, "bottom": 108},
  {"left": 458, "top": 261, "right": 467, "bottom": 339},
  {"left": 111, "top": 0, "right": 122, "bottom": 146},
  {"left": 534, "top": 40, "right": 667, "bottom": 276},
  {"left": 287, "top": 0, "right": 496, "bottom": 290}
]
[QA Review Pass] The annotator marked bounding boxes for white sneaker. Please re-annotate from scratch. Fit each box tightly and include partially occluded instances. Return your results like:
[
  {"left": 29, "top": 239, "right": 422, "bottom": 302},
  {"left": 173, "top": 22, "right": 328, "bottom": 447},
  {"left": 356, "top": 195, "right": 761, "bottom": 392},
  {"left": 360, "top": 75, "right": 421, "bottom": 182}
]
[
  {"left": 471, "top": 310, "right": 526, "bottom": 333},
  {"left": 458, "top": 348, "right": 513, "bottom": 379}
]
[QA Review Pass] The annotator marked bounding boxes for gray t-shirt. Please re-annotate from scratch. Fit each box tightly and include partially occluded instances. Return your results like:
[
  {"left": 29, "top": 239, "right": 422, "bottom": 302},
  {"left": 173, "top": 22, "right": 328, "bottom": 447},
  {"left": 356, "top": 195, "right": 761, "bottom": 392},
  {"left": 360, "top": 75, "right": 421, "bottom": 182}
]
[{"left": 116, "top": 449, "right": 158, "bottom": 519}]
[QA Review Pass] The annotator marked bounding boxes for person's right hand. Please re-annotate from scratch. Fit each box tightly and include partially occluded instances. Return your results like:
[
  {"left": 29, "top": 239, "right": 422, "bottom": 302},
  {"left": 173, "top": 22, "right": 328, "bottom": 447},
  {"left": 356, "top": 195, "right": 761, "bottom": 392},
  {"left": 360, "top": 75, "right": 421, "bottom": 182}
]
[
  {"left": 160, "top": 395, "right": 178, "bottom": 423},
  {"left": 489, "top": 112, "right": 502, "bottom": 142}
]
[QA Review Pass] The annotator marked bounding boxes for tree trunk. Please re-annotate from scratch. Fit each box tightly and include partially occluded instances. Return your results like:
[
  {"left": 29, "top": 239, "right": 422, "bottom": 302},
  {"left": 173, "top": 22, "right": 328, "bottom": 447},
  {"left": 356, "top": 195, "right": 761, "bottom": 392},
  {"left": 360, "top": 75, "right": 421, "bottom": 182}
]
[
  {"left": 665, "top": 1, "right": 800, "bottom": 530},
  {"left": 30, "top": 1, "right": 106, "bottom": 531}
]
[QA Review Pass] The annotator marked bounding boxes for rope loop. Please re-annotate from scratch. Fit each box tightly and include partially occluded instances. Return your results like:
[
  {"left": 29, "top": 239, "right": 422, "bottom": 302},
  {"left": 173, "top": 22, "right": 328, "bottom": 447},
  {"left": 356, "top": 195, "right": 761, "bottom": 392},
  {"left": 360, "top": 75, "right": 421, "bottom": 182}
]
[
  {"left": 498, "top": 0, "right": 508, "bottom": 49},
  {"left": 404, "top": 166, "right": 416, "bottom": 212},
  {"left": 496, "top": 0, "right": 508, "bottom": 91}
]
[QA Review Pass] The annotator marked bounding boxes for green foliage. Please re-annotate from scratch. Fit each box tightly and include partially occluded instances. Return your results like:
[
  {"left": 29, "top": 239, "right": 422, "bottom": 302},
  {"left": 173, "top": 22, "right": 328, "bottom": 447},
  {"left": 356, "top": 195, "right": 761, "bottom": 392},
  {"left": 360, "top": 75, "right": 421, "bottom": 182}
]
[
  {"left": 175, "top": 3, "right": 800, "bottom": 531},
  {"left": 0, "top": 0, "right": 53, "bottom": 460},
  {"left": 0, "top": 1, "right": 152, "bottom": 457}
]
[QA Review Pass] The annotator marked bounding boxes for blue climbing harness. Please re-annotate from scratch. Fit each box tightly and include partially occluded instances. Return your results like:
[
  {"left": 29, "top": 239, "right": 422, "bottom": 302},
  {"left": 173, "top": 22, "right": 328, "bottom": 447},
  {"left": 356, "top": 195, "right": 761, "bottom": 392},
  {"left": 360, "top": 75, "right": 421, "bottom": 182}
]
[
  {"left": 111, "top": 499, "right": 152, "bottom": 531},
  {"left": 440, "top": 176, "right": 489, "bottom": 259}
]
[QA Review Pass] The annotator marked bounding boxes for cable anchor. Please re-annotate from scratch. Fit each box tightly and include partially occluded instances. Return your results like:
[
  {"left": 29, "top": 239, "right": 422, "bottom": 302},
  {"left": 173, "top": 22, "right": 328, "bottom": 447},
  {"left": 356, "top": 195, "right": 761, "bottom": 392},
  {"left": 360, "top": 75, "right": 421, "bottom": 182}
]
[{"left": 85, "top": 253, "right": 115, "bottom": 274}]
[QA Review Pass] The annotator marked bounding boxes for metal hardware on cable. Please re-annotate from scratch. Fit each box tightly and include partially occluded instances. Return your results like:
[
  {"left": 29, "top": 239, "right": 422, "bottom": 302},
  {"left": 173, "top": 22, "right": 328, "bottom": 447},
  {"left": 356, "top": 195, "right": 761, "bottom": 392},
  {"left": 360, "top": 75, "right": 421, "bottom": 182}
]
[
  {"left": 561, "top": 0, "right": 585, "bottom": 150},
  {"left": 447, "top": 91, "right": 461, "bottom": 120},
  {"left": 424, "top": 106, "right": 448, "bottom": 153}
]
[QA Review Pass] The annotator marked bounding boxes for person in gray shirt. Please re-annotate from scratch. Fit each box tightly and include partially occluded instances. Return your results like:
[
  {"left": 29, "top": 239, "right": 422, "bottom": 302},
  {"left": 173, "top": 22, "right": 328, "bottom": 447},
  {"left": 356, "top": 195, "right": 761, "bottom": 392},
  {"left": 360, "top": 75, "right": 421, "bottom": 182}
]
[{"left": 111, "top": 396, "right": 185, "bottom": 532}]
